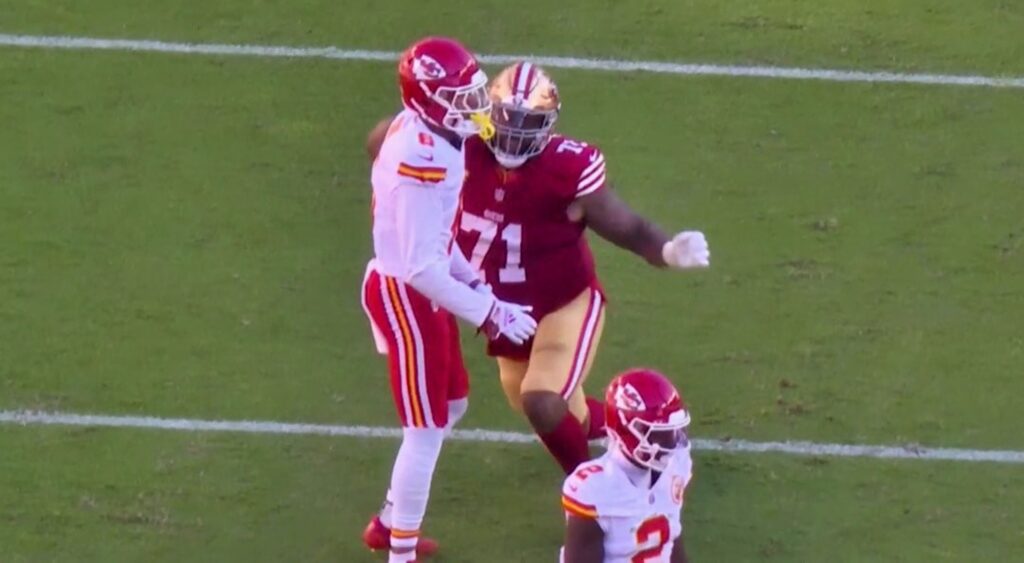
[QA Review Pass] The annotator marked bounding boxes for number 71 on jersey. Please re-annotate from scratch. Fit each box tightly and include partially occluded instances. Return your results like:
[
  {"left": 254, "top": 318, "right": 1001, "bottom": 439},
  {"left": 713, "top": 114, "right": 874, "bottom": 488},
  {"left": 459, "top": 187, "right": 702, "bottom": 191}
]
[{"left": 460, "top": 211, "right": 525, "bottom": 284}]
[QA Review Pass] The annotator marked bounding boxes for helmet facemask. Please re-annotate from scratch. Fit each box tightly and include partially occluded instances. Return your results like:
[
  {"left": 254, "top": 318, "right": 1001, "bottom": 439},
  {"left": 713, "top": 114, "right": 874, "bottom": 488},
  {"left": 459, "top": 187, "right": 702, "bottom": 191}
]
[
  {"left": 613, "top": 409, "right": 690, "bottom": 472},
  {"left": 424, "top": 69, "right": 495, "bottom": 139},
  {"left": 484, "top": 62, "right": 561, "bottom": 168},
  {"left": 487, "top": 102, "right": 559, "bottom": 168}
]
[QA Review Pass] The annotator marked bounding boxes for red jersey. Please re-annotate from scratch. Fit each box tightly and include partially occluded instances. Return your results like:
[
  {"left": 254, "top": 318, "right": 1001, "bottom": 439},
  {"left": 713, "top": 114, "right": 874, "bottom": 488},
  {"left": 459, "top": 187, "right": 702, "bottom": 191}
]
[{"left": 457, "top": 135, "right": 607, "bottom": 356}]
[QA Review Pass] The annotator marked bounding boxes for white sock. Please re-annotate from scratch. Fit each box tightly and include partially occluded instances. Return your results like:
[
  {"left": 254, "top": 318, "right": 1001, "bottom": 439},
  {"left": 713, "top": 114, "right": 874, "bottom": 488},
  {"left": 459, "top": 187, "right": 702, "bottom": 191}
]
[
  {"left": 389, "top": 427, "right": 445, "bottom": 534},
  {"left": 382, "top": 402, "right": 462, "bottom": 528},
  {"left": 379, "top": 490, "right": 395, "bottom": 528},
  {"left": 388, "top": 539, "right": 418, "bottom": 563},
  {"left": 445, "top": 398, "right": 468, "bottom": 433}
]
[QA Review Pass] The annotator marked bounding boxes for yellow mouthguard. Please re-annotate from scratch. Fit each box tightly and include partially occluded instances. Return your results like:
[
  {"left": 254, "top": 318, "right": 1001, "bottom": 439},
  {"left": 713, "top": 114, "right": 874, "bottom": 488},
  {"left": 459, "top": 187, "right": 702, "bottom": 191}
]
[{"left": 471, "top": 113, "right": 496, "bottom": 141}]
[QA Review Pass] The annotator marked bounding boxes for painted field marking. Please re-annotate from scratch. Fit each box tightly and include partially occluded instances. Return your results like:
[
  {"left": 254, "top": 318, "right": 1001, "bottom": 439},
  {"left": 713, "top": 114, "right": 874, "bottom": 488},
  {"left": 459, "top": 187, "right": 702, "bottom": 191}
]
[
  {"left": 1, "top": 33, "right": 1023, "bottom": 89},
  {"left": 2, "top": 410, "right": 1022, "bottom": 464}
]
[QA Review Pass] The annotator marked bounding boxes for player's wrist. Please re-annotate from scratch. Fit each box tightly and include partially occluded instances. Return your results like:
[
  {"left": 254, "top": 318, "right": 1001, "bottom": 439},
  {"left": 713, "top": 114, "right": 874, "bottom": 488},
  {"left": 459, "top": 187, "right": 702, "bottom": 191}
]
[{"left": 661, "top": 241, "right": 678, "bottom": 268}]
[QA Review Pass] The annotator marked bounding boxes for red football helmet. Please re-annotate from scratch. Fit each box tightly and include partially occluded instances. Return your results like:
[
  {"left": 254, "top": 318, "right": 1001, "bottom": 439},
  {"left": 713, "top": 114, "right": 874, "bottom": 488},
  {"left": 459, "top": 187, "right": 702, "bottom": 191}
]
[
  {"left": 605, "top": 368, "right": 691, "bottom": 472},
  {"left": 398, "top": 37, "right": 494, "bottom": 140}
]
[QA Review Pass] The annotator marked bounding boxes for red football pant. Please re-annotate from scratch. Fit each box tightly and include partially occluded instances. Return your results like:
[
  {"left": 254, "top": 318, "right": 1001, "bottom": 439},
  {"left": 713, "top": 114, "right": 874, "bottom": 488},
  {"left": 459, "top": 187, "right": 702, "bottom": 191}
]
[{"left": 363, "top": 270, "right": 469, "bottom": 428}]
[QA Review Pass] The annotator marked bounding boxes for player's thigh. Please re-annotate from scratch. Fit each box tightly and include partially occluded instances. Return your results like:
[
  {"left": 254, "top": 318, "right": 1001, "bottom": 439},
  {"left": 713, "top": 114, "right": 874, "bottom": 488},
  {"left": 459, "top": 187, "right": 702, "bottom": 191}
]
[
  {"left": 370, "top": 274, "right": 457, "bottom": 429},
  {"left": 521, "top": 288, "right": 606, "bottom": 400},
  {"left": 565, "top": 385, "right": 588, "bottom": 423},
  {"left": 497, "top": 357, "right": 529, "bottom": 412},
  {"left": 445, "top": 314, "right": 469, "bottom": 402},
  {"left": 557, "top": 311, "right": 605, "bottom": 425}
]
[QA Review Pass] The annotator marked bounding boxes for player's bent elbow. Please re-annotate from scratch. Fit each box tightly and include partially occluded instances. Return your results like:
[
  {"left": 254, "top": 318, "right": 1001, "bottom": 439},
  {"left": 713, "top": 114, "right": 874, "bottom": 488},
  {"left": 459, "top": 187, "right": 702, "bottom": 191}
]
[{"left": 366, "top": 118, "right": 391, "bottom": 161}]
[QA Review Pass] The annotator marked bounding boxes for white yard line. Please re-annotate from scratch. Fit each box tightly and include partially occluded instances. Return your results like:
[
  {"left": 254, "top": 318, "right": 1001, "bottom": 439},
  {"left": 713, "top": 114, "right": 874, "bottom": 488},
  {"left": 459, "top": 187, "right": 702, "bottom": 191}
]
[
  {"left": 1, "top": 33, "right": 1023, "bottom": 89},
  {"left": 2, "top": 410, "right": 1022, "bottom": 464},
  {"left": 1, "top": 33, "right": 1021, "bottom": 464}
]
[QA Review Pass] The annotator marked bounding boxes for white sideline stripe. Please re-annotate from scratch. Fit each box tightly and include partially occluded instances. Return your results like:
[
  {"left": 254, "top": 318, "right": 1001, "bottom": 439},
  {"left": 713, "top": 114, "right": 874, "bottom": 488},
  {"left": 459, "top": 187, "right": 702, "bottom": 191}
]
[
  {"left": 2, "top": 410, "right": 1023, "bottom": 465},
  {"left": 1, "top": 33, "right": 1023, "bottom": 89}
]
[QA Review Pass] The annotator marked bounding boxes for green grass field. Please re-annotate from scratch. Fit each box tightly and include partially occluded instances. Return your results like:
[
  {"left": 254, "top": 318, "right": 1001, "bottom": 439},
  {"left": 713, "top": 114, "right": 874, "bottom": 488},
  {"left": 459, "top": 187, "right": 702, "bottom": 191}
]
[{"left": 2, "top": 1, "right": 1023, "bottom": 561}]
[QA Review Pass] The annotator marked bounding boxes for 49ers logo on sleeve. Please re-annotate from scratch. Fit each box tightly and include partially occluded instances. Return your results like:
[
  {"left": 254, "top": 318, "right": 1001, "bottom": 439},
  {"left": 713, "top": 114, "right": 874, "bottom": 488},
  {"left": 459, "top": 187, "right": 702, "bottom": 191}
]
[{"left": 412, "top": 55, "right": 447, "bottom": 80}]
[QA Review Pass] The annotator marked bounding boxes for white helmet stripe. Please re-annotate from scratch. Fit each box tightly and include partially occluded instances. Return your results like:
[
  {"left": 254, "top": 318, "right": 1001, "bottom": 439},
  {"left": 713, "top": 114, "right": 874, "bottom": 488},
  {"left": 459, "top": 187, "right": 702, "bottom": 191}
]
[{"left": 514, "top": 62, "right": 535, "bottom": 102}]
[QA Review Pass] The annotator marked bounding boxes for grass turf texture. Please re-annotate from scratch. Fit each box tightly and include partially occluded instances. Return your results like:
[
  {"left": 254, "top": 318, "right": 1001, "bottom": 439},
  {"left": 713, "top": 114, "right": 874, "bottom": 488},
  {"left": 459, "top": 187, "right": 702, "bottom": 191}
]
[{"left": 2, "top": 1, "right": 1024, "bottom": 561}]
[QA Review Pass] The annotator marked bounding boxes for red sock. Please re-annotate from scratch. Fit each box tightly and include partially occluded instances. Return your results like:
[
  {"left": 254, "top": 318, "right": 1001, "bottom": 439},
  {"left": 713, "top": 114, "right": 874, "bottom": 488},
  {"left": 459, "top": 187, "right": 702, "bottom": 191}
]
[
  {"left": 539, "top": 412, "right": 590, "bottom": 475},
  {"left": 585, "top": 397, "right": 606, "bottom": 440}
]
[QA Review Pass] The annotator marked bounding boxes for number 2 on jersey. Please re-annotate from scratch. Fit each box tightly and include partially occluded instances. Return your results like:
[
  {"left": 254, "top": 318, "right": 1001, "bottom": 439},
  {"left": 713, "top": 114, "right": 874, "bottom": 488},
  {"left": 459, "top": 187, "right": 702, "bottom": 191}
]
[
  {"left": 632, "top": 515, "right": 671, "bottom": 563},
  {"left": 460, "top": 211, "right": 525, "bottom": 283}
]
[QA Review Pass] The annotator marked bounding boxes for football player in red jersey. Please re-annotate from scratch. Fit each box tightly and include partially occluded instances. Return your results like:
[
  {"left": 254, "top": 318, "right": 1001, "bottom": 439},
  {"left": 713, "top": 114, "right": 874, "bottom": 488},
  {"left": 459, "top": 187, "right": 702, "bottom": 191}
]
[
  {"left": 455, "top": 62, "right": 709, "bottom": 475},
  {"left": 366, "top": 62, "right": 709, "bottom": 477}
]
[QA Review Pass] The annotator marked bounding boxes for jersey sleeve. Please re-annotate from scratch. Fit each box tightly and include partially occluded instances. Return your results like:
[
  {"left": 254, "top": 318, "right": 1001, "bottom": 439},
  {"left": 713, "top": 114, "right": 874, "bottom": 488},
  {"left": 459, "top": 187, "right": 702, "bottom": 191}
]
[
  {"left": 574, "top": 146, "right": 606, "bottom": 198},
  {"left": 548, "top": 137, "right": 608, "bottom": 199},
  {"left": 391, "top": 182, "right": 448, "bottom": 278},
  {"left": 396, "top": 162, "right": 447, "bottom": 184},
  {"left": 449, "top": 242, "right": 481, "bottom": 285},
  {"left": 387, "top": 117, "right": 448, "bottom": 186},
  {"left": 391, "top": 183, "right": 493, "bottom": 327},
  {"left": 382, "top": 128, "right": 454, "bottom": 278},
  {"left": 393, "top": 133, "right": 448, "bottom": 186},
  {"left": 561, "top": 465, "right": 602, "bottom": 520}
]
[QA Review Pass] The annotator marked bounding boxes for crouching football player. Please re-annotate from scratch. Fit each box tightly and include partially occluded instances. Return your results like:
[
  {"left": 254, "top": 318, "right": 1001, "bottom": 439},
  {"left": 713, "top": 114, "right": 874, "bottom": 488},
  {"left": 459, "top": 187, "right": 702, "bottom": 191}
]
[{"left": 560, "top": 369, "right": 692, "bottom": 563}]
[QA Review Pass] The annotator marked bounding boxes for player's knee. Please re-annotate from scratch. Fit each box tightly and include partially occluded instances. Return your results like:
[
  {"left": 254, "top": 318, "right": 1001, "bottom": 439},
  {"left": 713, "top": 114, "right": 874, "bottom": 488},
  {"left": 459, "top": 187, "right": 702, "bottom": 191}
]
[
  {"left": 521, "top": 390, "right": 568, "bottom": 434},
  {"left": 399, "top": 427, "right": 446, "bottom": 463},
  {"left": 446, "top": 397, "right": 468, "bottom": 428}
]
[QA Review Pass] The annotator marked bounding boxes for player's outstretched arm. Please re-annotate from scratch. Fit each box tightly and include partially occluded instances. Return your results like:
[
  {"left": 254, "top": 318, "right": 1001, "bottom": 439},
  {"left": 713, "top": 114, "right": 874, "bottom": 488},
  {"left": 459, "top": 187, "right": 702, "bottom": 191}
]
[
  {"left": 671, "top": 532, "right": 689, "bottom": 563},
  {"left": 563, "top": 515, "right": 605, "bottom": 563},
  {"left": 577, "top": 186, "right": 710, "bottom": 270},
  {"left": 576, "top": 185, "right": 672, "bottom": 267}
]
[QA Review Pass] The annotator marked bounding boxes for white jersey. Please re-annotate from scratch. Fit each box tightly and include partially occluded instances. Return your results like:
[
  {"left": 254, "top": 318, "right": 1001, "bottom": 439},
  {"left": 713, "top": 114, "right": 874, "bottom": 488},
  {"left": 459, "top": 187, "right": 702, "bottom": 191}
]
[
  {"left": 560, "top": 448, "right": 692, "bottom": 563},
  {"left": 368, "top": 109, "right": 492, "bottom": 327}
]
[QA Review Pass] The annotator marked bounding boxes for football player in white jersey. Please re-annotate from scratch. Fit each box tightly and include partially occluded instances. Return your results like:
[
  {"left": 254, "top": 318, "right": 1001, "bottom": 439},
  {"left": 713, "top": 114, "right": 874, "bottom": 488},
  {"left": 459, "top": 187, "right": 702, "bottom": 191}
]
[
  {"left": 560, "top": 369, "right": 692, "bottom": 563},
  {"left": 360, "top": 37, "right": 538, "bottom": 563}
]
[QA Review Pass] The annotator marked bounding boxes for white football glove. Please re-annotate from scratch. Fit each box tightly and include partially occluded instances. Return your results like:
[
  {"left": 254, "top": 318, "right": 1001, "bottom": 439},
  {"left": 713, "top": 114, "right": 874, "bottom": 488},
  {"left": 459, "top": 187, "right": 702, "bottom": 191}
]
[
  {"left": 662, "top": 231, "right": 710, "bottom": 269},
  {"left": 481, "top": 299, "right": 537, "bottom": 345}
]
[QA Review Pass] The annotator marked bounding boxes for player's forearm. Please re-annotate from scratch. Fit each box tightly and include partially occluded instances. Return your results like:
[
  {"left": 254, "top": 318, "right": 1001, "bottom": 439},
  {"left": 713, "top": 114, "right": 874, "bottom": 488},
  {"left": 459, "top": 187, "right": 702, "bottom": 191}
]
[
  {"left": 623, "top": 216, "right": 671, "bottom": 267},
  {"left": 580, "top": 187, "right": 671, "bottom": 267},
  {"left": 671, "top": 535, "right": 689, "bottom": 563},
  {"left": 563, "top": 543, "right": 605, "bottom": 563},
  {"left": 563, "top": 515, "right": 606, "bottom": 563},
  {"left": 406, "top": 262, "right": 492, "bottom": 326},
  {"left": 449, "top": 245, "right": 482, "bottom": 285},
  {"left": 595, "top": 213, "right": 671, "bottom": 267},
  {"left": 393, "top": 184, "right": 492, "bottom": 325}
]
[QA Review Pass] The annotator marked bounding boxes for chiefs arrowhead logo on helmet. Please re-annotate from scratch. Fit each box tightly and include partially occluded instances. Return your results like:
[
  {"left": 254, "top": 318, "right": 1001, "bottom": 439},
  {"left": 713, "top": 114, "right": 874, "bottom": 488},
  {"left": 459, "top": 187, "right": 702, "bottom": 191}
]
[
  {"left": 613, "top": 383, "right": 647, "bottom": 411},
  {"left": 398, "top": 37, "right": 492, "bottom": 139},
  {"left": 412, "top": 55, "right": 447, "bottom": 80}
]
